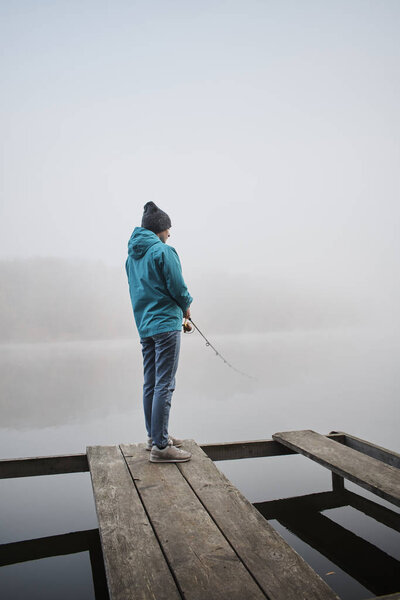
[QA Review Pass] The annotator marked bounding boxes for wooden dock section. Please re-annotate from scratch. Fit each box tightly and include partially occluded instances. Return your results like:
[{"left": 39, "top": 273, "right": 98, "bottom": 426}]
[
  {"left": 272, "top": 429, "right": 400, "bottom": 507},
  {"left": 86, "top": 438, "right": 340, "bottom": 600},
  {"left": 2, "top": 429, "right": 399, "bottom": 599}
]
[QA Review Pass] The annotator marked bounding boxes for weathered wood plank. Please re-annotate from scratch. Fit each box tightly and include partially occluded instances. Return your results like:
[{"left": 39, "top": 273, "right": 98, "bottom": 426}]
[
  {"left": 120, "top": 442, "right": 268, "bottom": 600},
  {"left": 180, "top": 440, "right": 341, "bottom": 600},
  {"left": 272, "top": 430, "right": 400, "bottom": 507},
  {"left": 0, "top": 453, "right": 88, "bottom": 478},
  {"left": 198, "top": 433, "right": 344, "bottom": 462},
  {"left": 86, "top": 445, "right": 180, "bottom": 600},
  {"left": 199, "top": 439, "right": 296, "bottom": 460},
  {"left": 333, "top": 431, "right": 400, "bottom": 469},
  {"left": 122, "top": 440, "right": 339, "bottom": 600},
  {"left": 0, "top": 434, "right": 345, "bottom": 478}
]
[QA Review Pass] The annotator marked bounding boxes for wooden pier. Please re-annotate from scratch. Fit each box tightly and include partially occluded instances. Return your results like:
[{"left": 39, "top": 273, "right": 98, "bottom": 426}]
[{"left": 1, "top": 430, "right": 400, "bottom": 600}]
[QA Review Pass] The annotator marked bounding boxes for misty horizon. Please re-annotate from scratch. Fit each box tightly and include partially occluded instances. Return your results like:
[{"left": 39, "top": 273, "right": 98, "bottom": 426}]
[{"left": 0, "top": 255, "right": 390, "bottom": 344}]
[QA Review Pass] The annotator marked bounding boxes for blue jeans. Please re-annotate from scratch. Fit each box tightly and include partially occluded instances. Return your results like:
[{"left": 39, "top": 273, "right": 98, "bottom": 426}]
[{"left": 140, "top": 330, "right": 181, "bottom": 449}]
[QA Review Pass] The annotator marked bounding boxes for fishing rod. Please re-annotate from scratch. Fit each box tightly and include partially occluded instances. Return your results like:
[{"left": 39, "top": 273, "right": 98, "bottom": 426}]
[{"left": 183, "top": 317, "right": 258, "bottom": 381}]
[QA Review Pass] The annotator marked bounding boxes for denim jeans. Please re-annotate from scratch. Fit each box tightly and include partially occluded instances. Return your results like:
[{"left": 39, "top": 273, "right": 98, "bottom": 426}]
[{"left": 140, "top": 330, "right": 181, "bottom": 450}]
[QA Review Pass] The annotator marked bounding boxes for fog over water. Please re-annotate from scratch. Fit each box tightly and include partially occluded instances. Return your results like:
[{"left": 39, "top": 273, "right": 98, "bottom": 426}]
[
  {"left": 0, "top": 253, "right": 398, "bottom": 456},
  {"left": 1, "top": 2, "right": 399, "bottom": 598}
]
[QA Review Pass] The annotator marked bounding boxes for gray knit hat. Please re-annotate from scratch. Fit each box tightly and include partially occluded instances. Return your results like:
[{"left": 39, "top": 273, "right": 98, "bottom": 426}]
[{"left": 141, "top": 201, "right": 172, "bottom": 234}]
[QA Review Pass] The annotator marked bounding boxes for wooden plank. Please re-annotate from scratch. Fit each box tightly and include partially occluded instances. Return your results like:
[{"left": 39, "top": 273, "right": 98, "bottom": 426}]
[
  {"left": 198, "top": 433, "right": 344, "bottom": 462},
  {"left": 0, "top": 433, "right": 344, "bottom": 478},
  {"left": 86, "top": 445, "right": 180, "bottom": 600},
  {"left": 272, "top": 430, "right": 400, "bottom": 507},
  {"left": 338, "top": 431, "right": 400, "bottom": 469},
  {"left": 179, "top": 440, "right": 341, "bottom": 600},
  {"left": 199, "top": 439, "right": 296, "bottom": 461},
  {"left": 0, "top": 453, "right": 88, "bottom": 478},
  {"left": 120, "top": 442, "right": 267, "bottom": 600},
  {"left": 121, "top": 440, "right": 339, "bottom": 600}
]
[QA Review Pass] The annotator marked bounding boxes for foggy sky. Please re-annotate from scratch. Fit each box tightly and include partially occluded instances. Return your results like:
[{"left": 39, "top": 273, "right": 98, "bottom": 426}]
[{"left": 1, "top": 1, "right": 399, "bottom": 318}]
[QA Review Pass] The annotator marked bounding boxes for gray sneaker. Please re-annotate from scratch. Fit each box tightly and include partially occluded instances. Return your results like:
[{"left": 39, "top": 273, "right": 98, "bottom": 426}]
[{"left": 150, "top": 444, "right": 192, "bottom": 463}]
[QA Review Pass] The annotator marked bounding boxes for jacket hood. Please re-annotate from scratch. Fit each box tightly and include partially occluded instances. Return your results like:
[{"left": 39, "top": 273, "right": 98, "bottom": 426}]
[{"left": 128, "top": 227, "right": 162, "bottom": 259}]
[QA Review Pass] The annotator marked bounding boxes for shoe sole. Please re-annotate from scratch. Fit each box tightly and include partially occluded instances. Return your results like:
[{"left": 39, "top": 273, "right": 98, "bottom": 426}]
[{"left": 149, "top": 456, "right": 191, "bottom": 463}]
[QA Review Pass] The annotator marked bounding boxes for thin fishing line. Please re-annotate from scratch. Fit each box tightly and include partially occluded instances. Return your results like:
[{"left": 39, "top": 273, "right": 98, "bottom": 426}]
[{"left": 187, "top": 318, "right": 258, "bottom": 381}]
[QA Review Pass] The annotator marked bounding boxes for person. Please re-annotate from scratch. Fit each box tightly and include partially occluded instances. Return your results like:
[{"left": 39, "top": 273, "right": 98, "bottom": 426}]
[{"left": 125, "top": 201, "right": 193, "bottom": 463}]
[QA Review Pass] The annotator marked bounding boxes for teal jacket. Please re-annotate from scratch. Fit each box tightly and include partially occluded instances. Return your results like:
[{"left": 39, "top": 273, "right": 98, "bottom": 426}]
[{"left": 125, "top": 227, "right": 193, "bottom": 338}]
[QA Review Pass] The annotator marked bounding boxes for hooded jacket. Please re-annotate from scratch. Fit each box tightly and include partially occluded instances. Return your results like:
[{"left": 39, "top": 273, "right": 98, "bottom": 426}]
[{"left": 125, "top": 227, "right": 193, "bottom": 338}]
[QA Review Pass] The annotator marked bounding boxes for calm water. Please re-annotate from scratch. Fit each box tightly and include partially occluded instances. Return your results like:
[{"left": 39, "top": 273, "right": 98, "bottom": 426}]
[{"left": 1, "top": 326, "right": 399, "bottom": 599}]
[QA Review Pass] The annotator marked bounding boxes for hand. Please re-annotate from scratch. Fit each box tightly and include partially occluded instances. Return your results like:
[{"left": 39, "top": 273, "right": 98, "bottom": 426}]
[{"left": 183, "top": 306, "right": 191, "bottom": 319}]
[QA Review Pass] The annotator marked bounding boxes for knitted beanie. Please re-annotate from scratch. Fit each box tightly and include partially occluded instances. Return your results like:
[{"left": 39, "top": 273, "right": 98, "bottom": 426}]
[{"left": 141, "top": 201, "right": 172, "bottom": 234}]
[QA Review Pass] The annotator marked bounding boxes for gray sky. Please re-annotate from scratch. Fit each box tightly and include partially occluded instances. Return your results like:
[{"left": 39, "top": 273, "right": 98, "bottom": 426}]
[{"left": 1, "top": 1, "right": 399, "bottom": 307}]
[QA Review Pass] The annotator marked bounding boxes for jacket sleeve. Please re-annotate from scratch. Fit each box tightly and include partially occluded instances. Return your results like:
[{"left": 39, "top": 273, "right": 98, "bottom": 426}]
[{"left": 160, "top": 246, "right": 193, "bottom": 312}]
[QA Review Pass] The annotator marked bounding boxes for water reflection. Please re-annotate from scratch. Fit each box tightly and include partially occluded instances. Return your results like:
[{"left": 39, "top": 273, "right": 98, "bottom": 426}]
[
  {"left": 1, "top": 327, "right": 399, "bottom": 452},
  {"left": 0, "top": 530, "right": 108, "bottom": 599},
  {"left": 255, "top": 487, "right": 400, "bottom": 597}
]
